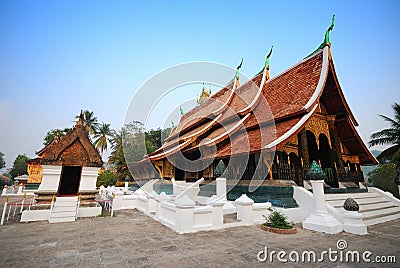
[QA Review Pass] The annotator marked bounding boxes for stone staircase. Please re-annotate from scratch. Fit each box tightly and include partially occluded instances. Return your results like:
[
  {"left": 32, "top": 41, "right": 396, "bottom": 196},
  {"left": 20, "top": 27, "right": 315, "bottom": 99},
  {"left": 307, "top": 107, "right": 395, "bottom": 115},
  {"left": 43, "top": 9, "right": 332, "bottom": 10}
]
[
  {"left": 49, "top": 196, "right": 78, "bottom": 223},
  {"left": 325, "top": 190, "right": 400, "bottom": 226}
]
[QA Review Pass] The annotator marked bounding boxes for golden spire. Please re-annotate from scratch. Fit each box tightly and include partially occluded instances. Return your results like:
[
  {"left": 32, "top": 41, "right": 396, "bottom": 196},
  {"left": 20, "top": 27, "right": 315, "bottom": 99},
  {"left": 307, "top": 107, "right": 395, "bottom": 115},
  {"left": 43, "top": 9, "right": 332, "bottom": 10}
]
[{"left": 197, "top": 82, "right": 211, "bottom": 105}]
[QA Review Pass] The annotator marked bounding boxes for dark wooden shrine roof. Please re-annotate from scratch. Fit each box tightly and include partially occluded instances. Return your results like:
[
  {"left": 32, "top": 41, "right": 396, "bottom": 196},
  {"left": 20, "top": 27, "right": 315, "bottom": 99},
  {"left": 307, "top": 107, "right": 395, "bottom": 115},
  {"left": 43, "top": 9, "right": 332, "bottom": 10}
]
[
  {"left": 144, "top": 46, "right": 377, "bottom": 166},
  {"left": 29, "top": 114, "right": 103, "bottom": 167}
]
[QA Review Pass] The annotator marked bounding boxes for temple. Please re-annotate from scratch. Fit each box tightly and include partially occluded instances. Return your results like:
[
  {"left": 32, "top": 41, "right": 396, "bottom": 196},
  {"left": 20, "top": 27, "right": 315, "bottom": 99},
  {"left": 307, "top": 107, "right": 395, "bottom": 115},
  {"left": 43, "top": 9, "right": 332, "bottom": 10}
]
[
  {"left": 132, "top": 28, "right": 377, "bottom": 195},
  {"left": 27, "top": 112, "right": 103, "bottom": 202}
]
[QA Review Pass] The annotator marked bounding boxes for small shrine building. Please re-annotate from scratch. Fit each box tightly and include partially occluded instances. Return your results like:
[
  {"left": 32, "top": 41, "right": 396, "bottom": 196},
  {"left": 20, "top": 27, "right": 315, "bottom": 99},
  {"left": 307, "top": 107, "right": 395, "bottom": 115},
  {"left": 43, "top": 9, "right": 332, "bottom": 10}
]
[{"left": 27, "top": 112, "right": 103, "bottom": 201}]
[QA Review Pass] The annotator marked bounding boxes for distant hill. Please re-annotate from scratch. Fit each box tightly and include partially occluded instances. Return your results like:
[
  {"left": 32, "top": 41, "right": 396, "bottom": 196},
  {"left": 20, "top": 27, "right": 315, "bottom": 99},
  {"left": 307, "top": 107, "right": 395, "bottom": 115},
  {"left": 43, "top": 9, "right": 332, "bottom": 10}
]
[{"left": 362, "top": 150, "right": 381, "bottom": 181}]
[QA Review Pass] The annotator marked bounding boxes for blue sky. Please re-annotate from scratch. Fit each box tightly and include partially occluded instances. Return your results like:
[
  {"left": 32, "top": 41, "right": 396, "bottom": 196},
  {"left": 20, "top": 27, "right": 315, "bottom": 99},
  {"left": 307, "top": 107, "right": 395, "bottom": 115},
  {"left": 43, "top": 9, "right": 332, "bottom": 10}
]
[{"left": 0, "top": 0, "right": 399, "bottom": 167}]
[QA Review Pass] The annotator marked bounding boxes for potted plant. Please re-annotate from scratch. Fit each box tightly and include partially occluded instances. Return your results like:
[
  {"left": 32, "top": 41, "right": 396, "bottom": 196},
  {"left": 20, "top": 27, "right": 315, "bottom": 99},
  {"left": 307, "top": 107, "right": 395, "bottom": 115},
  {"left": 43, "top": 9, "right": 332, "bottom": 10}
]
[{"left": 262, "top": 207, "right": 297, "bottom": 234}]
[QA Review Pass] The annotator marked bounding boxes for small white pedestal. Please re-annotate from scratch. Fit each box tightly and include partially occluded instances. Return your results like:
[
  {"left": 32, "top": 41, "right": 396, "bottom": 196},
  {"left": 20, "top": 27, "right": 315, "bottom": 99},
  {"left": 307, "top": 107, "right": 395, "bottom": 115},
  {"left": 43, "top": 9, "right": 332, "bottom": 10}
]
[{"left": 302, "top": 180, "right": 343, "bottom": 234}]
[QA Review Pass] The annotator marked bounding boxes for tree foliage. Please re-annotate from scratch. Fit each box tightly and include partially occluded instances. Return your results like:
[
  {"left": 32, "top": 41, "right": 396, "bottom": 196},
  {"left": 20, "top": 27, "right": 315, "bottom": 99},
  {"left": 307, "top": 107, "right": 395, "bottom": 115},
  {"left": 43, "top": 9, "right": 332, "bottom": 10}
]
[
  {"left": 368, "top": 163, "right": 399, "bottom": 198},
  {"left": 108, "top": 122, "right": 172, "bottom": 181},
  {"left": 43, "top": 128, "right": 71, "bottom": 146},
  {"left": 96, "top": 170, "right": 117, "bottom": 187},
  {"left": 369, "top": 102, "right": 400, "bottom": 165},
  {"left": 145, "top": 128, "right": 172, "bottom": 154},
  {"left": 0, "top": 151, "right": 5, "bottom": 169},
  {"left": 9, "top": 154, "right": 29, "bottom": 179}
]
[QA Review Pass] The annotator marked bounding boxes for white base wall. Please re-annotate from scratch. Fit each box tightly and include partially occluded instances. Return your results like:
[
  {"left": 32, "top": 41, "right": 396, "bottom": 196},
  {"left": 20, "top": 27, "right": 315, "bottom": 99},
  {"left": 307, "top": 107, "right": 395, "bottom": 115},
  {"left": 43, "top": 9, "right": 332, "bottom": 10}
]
[
  {"left": 21, "top": 210, "right": 50, "bottom": 222},
  {"left": 38, "top": 165, "right": 62, "bottom": 192},
  {"left": 77, "top": 207, "right": 102, "bottom": 217},
  {"left": 20, "top": 207, "right": 101, "bottom": 223},
  {"left": 79, "top": 167, "right": 100, "bottom": 192},
  {"left": 37, "top": 165, "right": 99, "bottom": 193}
]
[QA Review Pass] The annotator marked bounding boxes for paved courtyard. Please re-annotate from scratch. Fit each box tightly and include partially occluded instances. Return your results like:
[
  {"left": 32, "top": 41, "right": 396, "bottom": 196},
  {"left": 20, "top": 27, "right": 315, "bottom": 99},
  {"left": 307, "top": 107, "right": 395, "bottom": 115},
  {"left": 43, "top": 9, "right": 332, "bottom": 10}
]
[{"left": 0, "top": 208, "right": 399, "bottom": 267}]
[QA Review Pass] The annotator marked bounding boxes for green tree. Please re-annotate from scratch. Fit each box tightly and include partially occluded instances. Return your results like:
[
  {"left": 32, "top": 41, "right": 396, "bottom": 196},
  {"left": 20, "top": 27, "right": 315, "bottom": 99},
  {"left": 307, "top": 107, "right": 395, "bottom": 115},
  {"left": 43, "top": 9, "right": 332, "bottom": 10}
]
[
  {"left": 123, "top": 121, "right": 146, "bottom": 164},
  {"left": 9, "top": 154, "right": 29, "bottom": 179},
  {"left": 144, "top": 127, "right": 172, "bottom": 154},
  {"left": 369, "top": 102, "right": 400, "bottom": 165},
  {"left": 108, "top": 129, "right": 128, "bottom": 181},
  {"left": 0, "top": 151, "right": 5, "bottom": 169},
  {"left": 96, "top": 170, "right": 117, "bottom": 187},
  {"left": 93, "top": 122, "right": 113, "bottom": 157},
  {"left": 368, "top": 163, "right": 399, "bottom": 198},
  {"left": 108, "top": 124, "right": 172, "bottom": 181},
  {"left": 76, "top": 110, "right": 99, "bottom": 135},
  {"left": 43, "top": 128, "right": 71, "bottom": 146}
]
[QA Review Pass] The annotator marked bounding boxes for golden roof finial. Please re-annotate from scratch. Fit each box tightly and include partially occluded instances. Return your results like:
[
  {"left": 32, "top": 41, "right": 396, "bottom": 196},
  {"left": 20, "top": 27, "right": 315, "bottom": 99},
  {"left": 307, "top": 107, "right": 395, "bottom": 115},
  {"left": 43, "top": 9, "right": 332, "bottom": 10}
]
[{"left": 197, "top": 82, "right": 211, "bottom": 105}]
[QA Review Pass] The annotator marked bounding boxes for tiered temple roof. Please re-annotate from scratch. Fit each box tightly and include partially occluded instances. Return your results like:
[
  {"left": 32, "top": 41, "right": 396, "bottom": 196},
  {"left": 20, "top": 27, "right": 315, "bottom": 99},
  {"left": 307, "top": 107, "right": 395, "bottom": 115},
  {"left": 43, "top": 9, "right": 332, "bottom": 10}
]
[{"left": 142, "top": 46, "right": 377, "bottom": 167}]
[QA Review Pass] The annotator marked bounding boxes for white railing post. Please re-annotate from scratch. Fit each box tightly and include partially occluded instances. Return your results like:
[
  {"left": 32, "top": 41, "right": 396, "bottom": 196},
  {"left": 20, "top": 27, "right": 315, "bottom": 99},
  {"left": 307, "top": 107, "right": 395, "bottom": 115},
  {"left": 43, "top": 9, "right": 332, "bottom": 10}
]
[
  {"left": 1, "top": 196, "right": 8, "bottom": 225},
  {"left": 13, "top": 202, "right": 17, "bottom": 217},
  {"left": 7, "top": 200, "right": 12, "bottom": 221},
  {"left": 20, "top": 193, "right": 26, "bottom": 213},
  {"left": 76, "top": 195, "right": 81, "bottom": 220},
  {"left": 48, "top": 195, "right": 55, "bottom": 220},
  {"left": 110, "top": 194, "right": 115, "bottom": 217},
  {"left": 28, "top": 197, "right": 34, "bottom": 211}
]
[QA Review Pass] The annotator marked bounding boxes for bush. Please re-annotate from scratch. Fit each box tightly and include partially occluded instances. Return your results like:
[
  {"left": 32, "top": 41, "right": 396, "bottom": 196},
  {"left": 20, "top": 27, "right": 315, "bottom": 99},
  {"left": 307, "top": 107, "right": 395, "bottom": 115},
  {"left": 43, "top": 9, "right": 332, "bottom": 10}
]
[
  {"left": 368, "top": 163, "right": 399, "bottom": 198},
  {"left": 96, "top": 170, "right": 117, "bottom": 187},
  {"left": 263, "top": 207, "right": 294, "bottom": 229}
]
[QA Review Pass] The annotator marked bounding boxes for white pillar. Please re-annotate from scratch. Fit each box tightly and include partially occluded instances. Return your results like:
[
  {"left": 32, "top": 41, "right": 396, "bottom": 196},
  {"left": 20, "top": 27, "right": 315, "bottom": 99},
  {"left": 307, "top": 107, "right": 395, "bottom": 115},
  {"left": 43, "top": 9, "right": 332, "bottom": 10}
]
[
  {"left": 175, "top": 195, "right": 195, "bottom": 233},
  {"left": 302, "top": 180, "right": 343, "bottom": 234},
  {"left": 210, "top": 201, "right": 224, "bottom": 229},
  {"left": 343, "top": 211, "right": 367, "bottom": 235},
  {"left": 155, "top": 192, "right": 169, "bottom": 220},
  {"left": 216, "top": 178, "right": 227, "bottom": 201},
  {"left": 235, "top": 194, "right": 254, "bottom": 225},
  {"left": 124, "top": 181, "right": 129, "bottom": 192}
]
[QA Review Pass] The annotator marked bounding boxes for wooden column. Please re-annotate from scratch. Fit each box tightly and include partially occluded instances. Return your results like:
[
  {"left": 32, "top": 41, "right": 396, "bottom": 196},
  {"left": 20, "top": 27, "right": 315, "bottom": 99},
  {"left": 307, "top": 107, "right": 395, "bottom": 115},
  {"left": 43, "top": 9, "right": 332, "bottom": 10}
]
[
  {"left": 298, "top": 129, "right": 310, "bottom": 168},
  {"left": 327, "top": 117, "right": 344, "bottom": 170}
]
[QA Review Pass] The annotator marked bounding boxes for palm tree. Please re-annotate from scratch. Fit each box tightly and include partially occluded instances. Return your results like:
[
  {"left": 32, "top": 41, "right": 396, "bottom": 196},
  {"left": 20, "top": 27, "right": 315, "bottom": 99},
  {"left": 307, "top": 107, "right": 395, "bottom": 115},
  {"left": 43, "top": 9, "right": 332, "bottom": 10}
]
[
  {"left": 369, "top": 102, "right": 400, "bottom": 165},
  {"left": 93, "top": 123, "right": 113, "bottom": 157},
  {"left": 76, "top": 110, "right": 99, "bottom": 135}
]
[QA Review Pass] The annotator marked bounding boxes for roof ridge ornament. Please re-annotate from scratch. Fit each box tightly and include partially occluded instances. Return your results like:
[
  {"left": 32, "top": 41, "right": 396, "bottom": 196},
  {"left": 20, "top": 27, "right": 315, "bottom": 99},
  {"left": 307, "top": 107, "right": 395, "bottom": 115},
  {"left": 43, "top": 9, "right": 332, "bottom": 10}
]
[
  {"left": 305, "top": 15, "right": 335, "bottom": 59},
  {"left": 324, "top": 15, "right": 335, "bottom": 47},
  {"left": 265, "top": 46, "right": 273, "bottom": 81},
  {"left": 76, "top": 110, "right": 84, "bottom": 126},
  {"left": 256, "top": 46, "right": 273, "bottom": 76},
  {"left": 235, "top": 58, "right": 243, "bottom": 88}
]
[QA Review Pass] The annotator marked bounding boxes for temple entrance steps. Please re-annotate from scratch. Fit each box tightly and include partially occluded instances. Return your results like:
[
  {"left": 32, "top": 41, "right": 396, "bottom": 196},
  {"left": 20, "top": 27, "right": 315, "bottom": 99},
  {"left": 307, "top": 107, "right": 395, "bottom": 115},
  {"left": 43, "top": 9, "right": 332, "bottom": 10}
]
[
  {"left": 325, "top": 190, "right": 400, "bottom": 226},
  {"left": 49, "top": 196, "right": 78, "bottom": 223}
]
